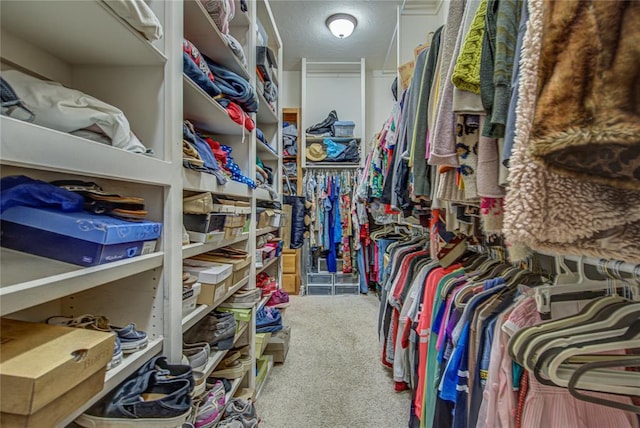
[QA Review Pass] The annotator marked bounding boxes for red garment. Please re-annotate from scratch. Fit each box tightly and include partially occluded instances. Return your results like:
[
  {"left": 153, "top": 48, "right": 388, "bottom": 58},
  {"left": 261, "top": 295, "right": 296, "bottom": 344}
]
[
  {"left": 204, "top": 137, "right": 227, "bottom": 165},
  {"left": 225, "top": 101, "right": 255, "bottom": 131},
  {"left": 516, "top": 371, "right": 529, "bottom": 428},
  {"left": 413, "top": 264, "right": 462, "bottom": 418}
]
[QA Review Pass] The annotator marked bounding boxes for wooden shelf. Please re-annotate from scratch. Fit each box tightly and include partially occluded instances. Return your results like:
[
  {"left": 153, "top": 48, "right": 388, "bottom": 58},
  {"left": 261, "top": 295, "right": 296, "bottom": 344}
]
[
  {"left": 182, "top": 233, "right": 249, "bottom": 259},
  {"left": 256, "top": 256, "right": 279, "bottom": 275},
  {"left": 1, "top": 117, "right": 174, "bottom": 186},
  {"left": 0, "top": 249, "right": 164, "bottom": 316},
  {"left": 182, "top": 169, "right": 251, "bottom": 198},
  {"left": 183, "top": 75, "right": 245, "bottom": 135},
  {"left": 0, "top": 0, "right": 166, "bottom": 66},
  {"left": 256, "top": 226, "right": 280, "bottom": 237},
  {"left": 184, "top": 0, "right": 250, "bottom": 80},
  {"left": 256, "top": 90, "right": 278, "bottom": 125},
  {"left": 254, "top": 188, "right": 274, "bottom": 201}
]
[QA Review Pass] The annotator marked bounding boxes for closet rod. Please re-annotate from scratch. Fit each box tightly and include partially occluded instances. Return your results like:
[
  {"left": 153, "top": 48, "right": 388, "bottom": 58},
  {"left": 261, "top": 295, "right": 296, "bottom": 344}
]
[{"left": 558, "top": 254, "right": 640, "bottom": 277}]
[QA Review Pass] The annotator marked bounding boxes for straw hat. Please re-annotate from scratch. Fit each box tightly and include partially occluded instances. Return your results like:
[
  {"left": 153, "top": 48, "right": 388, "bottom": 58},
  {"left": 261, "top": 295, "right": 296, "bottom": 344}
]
[{"left": 306, "top": 143, "right": 327, "bottom": 162}]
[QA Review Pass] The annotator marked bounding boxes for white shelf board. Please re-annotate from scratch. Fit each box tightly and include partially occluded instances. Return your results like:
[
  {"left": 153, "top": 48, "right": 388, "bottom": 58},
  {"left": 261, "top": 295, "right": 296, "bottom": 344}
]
[
  {"left": 182, "top": 233, "right": 249, "bottom": 259},
  {"left": 257, "top": 293, "right": 272, "bottom": 310},
  {"left": 256, "top": 226, "right": 279, "bottom": 237},
  {"left": 181, "top": 304, "right": 211, "bottom": 333},
  {"left": 0, "top": 249, "right": 164, "bottom": 316},
  {"left": 226, "top": 378, "right": 244, "bottom": 402},
  {"left": 183, "top": 75, "right": 245, "bottom": 135},
  {"left": 181, "top": 276, "right": 250, "bottom": 333},
  {"left": 256, "top": 256, "right": 279, "bottom": 275},
  {"left": 235, "top": 321, "right": 249, "bottom": 342},
  {"left": 184, "top": 0, "right": 250, "bottom": 80},
  {"left": 62, "top": 337, "right": 163, "bottom": 427},
  {"left": 255, "top": 357, "right": 274, "bottom": 400},
  {"left": 1, "top": 117, "right": 174, "bottom": 186},
  {"left": 306, "top": 136, "right": 361, "bottom": 143},
  {"left": 257, "top": 141, "right": 279, "bottom": 160},
  {"left": 182, "top": 168, "right": 251, "bottom": 198},
  {"left": 254, "top": 188, "right": 274, "bottom": 201},
  {"left": 257, "top": 90, "right": 278, "bottom": 125},
  {"left": 0, "top": 0, "right": 166, "bottom": 66},
  {"left": 203, "top": 348, "right": 230, "bottom": 379},
  {"left": 230, "top": 0, "right": 251, "bottom": 28}
]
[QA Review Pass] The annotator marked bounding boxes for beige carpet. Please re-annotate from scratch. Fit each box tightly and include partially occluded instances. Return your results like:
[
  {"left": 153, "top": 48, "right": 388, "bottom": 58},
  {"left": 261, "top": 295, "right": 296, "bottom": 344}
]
[{"left": 256, "top": 294, "right": 410, "bottom": 428}]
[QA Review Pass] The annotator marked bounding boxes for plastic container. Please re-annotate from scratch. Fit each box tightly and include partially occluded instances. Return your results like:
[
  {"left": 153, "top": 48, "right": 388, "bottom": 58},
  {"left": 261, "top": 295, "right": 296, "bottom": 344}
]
[{"left": 332, "top": 121, "right": 355, "bottom": 137}]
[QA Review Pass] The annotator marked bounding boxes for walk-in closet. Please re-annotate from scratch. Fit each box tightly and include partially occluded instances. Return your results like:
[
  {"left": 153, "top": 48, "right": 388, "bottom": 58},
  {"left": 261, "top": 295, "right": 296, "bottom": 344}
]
[{"left": 1, "top": 0, "right": 638, "bottom": 427}]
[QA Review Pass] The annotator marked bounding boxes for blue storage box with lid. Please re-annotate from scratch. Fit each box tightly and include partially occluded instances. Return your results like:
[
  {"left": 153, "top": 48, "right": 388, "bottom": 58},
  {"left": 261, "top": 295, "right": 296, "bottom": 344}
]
[
  {"left": 332, "top": 121, "right": 355, "bottom": 137},
  {"left": 0, "top": 206, "right": 162, "bottom": 266}
]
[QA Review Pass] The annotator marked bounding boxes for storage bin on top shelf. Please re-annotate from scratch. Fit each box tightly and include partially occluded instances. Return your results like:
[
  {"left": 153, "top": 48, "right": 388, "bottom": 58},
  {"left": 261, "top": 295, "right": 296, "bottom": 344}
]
[{"left": 332, "top": 121, "right": 355, "bottom": 137}]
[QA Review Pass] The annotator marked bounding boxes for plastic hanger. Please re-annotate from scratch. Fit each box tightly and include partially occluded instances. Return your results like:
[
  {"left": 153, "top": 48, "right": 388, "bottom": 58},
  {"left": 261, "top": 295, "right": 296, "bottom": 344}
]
[{"left": 568, "top": 358, "right": 640, "bottom": 413}]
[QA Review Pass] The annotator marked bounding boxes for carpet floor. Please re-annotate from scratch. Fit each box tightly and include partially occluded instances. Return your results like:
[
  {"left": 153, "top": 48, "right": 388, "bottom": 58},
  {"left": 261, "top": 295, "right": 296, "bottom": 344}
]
[{"left": 256, "top": 294, "right": 410, "bottom": 428}]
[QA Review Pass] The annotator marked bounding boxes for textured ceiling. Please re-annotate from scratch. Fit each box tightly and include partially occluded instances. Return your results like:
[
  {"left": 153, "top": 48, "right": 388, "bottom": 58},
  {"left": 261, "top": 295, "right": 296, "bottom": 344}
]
[{"left": 269, "top": 0, "right": 441, "bottom": 71}]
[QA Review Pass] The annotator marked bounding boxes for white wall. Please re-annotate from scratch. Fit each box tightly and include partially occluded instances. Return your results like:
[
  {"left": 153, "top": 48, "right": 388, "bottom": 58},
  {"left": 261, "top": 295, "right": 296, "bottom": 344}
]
[
  {"left": 281, "top": 70, "right": 300, "bottom": 109},
  {"left": 398, "top": 12, "right": 446, "bottom": 67},
  {"left": 366, "top": 71, "right": 395, "bottom": 143}
]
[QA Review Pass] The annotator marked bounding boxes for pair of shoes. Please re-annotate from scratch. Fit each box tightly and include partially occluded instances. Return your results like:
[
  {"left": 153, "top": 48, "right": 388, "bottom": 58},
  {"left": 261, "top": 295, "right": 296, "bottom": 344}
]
[
  {"left": 47, "top": 314, "right": 148, "bottom": 370},
  {"left": 76, "top": 357, "right": 193, "bottom": 427},
  {"left": 255, "top": 307, "right": 282, "bottom": 334},
  {"left": 183, "top": 311, "right": 236, "bottom": 350},
  {"left": 222, "top": 288, "right": 261, "bottom": 308},
  {"left": 210, "top": 350, "right": 251, "bottom": 379},
  {"left": 266, "top": 289, "right": 290, "bottom": 308},
  {"left": 183, "top": 342, "right": 210, "bottom": 372},
  {"left": 218, "top": 398, "right": 258, "bottom": 428},
  {"left": 192, "top": 380, "right": 226, "bottom": 428}
]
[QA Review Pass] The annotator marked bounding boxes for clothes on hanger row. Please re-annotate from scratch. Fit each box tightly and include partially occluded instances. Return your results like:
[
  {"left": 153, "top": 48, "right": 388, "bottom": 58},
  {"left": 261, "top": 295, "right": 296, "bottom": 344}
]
[
  {"left": 304, "top": 170, "right": 360, "bottom": 275},
  {"left": 378, "top": 246, "right": 640, "bottom": 428},
  {"left": 361, "top": 0, "right": 640, "bottom": 265}
]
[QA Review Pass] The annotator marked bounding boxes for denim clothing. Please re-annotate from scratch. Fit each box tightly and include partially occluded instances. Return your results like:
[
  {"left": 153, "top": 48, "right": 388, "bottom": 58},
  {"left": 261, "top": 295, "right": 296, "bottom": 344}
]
[
  {"left": 183, "top": 53, "right": 221, "bottom": 97},
  {"left": 205, "top": 59, "right": 258, "bottom": 113},
  {"left": 376, "top": 238, "right": 395, "bottom": 283}
]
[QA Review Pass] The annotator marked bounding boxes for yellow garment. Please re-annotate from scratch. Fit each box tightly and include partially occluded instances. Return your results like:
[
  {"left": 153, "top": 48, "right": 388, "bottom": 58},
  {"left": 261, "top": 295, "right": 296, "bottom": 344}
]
[{"left": 451, "top": 0, "right": 487, "bottom": 94}]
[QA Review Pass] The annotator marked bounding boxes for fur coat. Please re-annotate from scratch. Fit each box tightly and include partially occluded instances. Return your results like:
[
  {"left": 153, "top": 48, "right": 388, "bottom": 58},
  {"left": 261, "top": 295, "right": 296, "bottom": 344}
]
[
  {"left": 503, "top": 0, "right": 640, "bottom": 264},
  {"left": 527, "top": 0, "right": 640, "bottom": 190}
]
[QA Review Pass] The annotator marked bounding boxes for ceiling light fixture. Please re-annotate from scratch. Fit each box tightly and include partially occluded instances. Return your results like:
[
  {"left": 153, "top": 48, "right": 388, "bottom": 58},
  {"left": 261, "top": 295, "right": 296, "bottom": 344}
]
[{"left": 326, "top": 13, "right": 357, "bottom": 39}]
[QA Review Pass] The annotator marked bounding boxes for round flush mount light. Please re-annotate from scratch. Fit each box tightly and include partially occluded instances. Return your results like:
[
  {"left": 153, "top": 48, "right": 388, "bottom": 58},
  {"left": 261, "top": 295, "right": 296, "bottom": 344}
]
[{"left": 326, "top": 13, "right": 357, "bottom": 39}]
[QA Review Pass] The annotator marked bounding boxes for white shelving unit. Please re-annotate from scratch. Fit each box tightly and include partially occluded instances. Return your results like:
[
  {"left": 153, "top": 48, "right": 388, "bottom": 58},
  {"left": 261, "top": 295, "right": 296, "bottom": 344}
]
[
  {"left": 300, "top": 58, "right": 367, "bottom": 169},
  {"left": 0, "top": 0, "right": 283, "bottom": 424}
]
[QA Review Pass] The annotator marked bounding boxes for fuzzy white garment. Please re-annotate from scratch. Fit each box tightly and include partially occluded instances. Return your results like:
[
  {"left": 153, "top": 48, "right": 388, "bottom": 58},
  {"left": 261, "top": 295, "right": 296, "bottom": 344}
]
[
  {"left": 3, "top": 70, "right": 148, "bottom": 154},
  {"left": 503, "top": 0, "right": 640, "bottom": 263},
  {"left": 103, "top": 0, "right": 163, "bottom": 41}
]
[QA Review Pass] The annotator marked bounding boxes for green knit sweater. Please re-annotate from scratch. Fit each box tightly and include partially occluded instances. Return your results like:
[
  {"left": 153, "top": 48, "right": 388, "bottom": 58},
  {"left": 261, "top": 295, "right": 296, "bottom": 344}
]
[{"left": 452, "top": 0, "right": 488, "bottom": 94}]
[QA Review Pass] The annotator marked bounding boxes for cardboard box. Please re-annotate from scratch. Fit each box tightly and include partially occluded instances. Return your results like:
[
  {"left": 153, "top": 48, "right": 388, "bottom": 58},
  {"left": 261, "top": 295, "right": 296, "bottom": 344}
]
[
  {"left": 196, "top": 274, "right": 234, "bottom": 306},
  {"left": 191, "top": 255, "right": 251, "bottom": 285},
  {"left": 1, "top": 206, "right": 161, "bottom": 266},
  {"left": 257, "top": 210, "right": 275, "bottom": 229},
  {"left": 187, "top": 230, "right": 224, "bottom": 243},
  {"left": 264, "top": 325, "right": 290, "bottom": 363},
  {"left": 224, "top": 214, "right": 247, "bottom": 228},
  {"left": 183, "top": 261, "right": 232, "bottom": 284},
  {"left": 224, "top": 226, "right": 243, "bottom": 240},
  {"left": 0, "top": 370, "right": 105, "bottom": 428},
  {"left": 183, "top": 213, "right": 226, "bottom": 233},
  {"left": 0, "top": 319, "right": 113, "bottom": 416}
]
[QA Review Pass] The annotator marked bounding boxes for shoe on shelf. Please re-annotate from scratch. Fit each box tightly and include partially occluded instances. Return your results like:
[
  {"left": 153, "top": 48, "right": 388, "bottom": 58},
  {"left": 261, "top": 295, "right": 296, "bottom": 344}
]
[
  {"left": 183, "top": 312, "right": 236, "bottom": 350},
  {"left": 136, "top": 356, "right": 195, "bottom": 392},
  {"left": 183, "top": 344, "right": 210, "bottom": 372},
  {"left": 192, "top": 370, "right": 207, "bottom": 399},
  {"left": 266, "top": 289, "right": 290, "bottom": 308},
  {"left": 193, "top": 380, "right": 226, "bottom": 428},
  {"left": 225, "top": 398, "right": 257, "bottom": 420},
  {"left": 210, "top": 359, "right": 245, "bottom": 379},
  {"left": 206, "top": 377, "right": 232, "bottom": 394},
  {"left": 76, "top": 370, "right": 192, "bottom": 428},
  {"left": 255, "top": 307, "right": 283, "bottom": 334},
  {"left": 46, "top": 314, "right": 122, "bottom": 371},
  {"left": 112, "top": 322, "right": 148, "bottom": 354},
  {"left": 222, "top": 288, "right": 261, "bottom": 308},
  {"left": 216, "top": 418, "right": 244, "bottom": 428}
]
